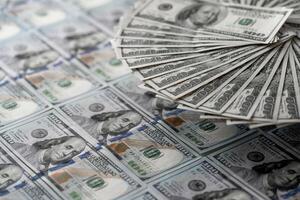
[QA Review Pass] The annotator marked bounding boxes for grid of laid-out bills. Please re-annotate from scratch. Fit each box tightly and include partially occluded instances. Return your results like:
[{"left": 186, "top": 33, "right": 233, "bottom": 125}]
[{"left": 0, "top": 0, "right": 298, "bottom": 200}]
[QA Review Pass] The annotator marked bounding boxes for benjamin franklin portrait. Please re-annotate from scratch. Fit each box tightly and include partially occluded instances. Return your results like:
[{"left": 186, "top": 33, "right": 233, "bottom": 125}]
[
  {"left": 14, "top": 49, "right": 59, "bottom": 74},
  {"left": 64, "top": 31, "right": 106, "bottom": 54},
  {"left": 233, "top": 159, "right": 300, "bottom": 200},
  {"left": 12, "top": 136, "right": 86, "bottom": 171},
  {"left": 71, "top": 110, "right": 143, "bottom": 145},
  {"left": 0, "top": 164, "right": 23, "bottom": 191},
  {"left": 175, "top": 2, "right": 227, "bottom": 29}
]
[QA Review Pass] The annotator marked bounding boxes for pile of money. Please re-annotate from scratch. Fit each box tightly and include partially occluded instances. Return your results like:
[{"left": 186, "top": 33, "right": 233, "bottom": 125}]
[
  {"left": 113, "top": 0, "right": 300, "bottom": 128},
  {"left": 0, "top": 0, "right": 300, "bottom": 200}
]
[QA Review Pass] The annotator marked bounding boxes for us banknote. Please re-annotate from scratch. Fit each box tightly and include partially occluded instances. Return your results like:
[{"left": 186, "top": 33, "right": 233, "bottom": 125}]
[
  {"left": 0, "top": 69, "right": 49, "bottom": 127},
  {"left": 0, "top": 145, "right": 64, "bottom": 200},
  {"left": 113, "top": 74, "right": 251, "bottom": 154},
  {"left": 0, "top": 31, "right": 62, "bottom": 77},
  {"left": 121, "top": 17, "right": 200, "bottom": 37},
  {"left": 133, "top": 0, "right": 292, "bottom": 43},
  {"left": 59, "top": 87, "right": 197, "bottom": 181},
  {"left": 116, "top": 15, "right": 258, "bottom": 45},
  {"left": 211, "top": 132, "right": 300, "bottom": 200},
  {"left": 0, "top": 110, "right": 143, "bottom": 200},
  {"left": 113, "top": 37, "right": 205, "bottom": 48},
  {"left": 39, "top": 15, "right": 109, "bottom": 58},
  {"left": 113, "top": 41, "right": 243, "bottom": 59},
  {"left": 23, "top": 59, "right": 102, "bottom": 104},
  {"left": 151, "top": 157, "right": 263, "bottom": 200},
  {"left": 268, "top": 124, "right": 300, "bottom": 154},
  {"left": 63, "top": 0, "right": 137, "bottom": 32},
  {"left": 113, "top": 46, "right": 200, "bottom": 59},
  {"left": 123, "top": 53, "right": 203, "bottom": 69},
  {"left": 0, "top": 14, "right": 23, "bottom": 42},
  {"left": 117, "top": 29, "right": 202, "bottom": 42},
  {"left": 0, "top": 0, "right": 26, "bottom": 11},
  {"left": 6, "top": 1, "right": 68, "bottom": 28},
  {"left": 0, "top": 31, "right": 103, "bottom": 104},
  {"left": 78, "top": 41, "right": 131, "bottom": 82},
  {"left": 86, "top": 0, "right": 138, "bottom": 31},
  {"left": 123, "top": 15, "right": 250, "bottom": 39}
]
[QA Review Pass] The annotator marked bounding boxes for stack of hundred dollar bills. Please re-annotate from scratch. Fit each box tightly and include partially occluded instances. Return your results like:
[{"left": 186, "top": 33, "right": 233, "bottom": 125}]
[{"left": 113, "top": 0, "right": 300, "bottom": 128}]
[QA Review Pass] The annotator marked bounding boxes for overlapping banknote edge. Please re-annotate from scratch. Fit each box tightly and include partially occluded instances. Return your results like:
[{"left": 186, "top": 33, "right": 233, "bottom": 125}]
[{"left": 112, "top": 0, "right": 300, "bottom": 128}]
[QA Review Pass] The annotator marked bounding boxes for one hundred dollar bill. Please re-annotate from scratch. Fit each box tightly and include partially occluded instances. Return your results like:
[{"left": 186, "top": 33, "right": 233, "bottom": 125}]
[
  {"left": 59, "top": 87, "right": 197, "bottom": 181},
  {"left": 268, "top": 124, "right": 300, "bottom": 154},
  {"left": 123, "top": 53, "right": 202, "bottom": 69},
  {"left": 39, "top": 15, "right": 109, "bottom": 58},
  {"left": 23, "top": 59, "right": 102, "bottom": 104},
  {"left": 0, "top": 144, "right": 64, "bottom": 200},
  {"left": 117, "top": 29, "right": 203, "bottom": 42},
  {"left": 113, "top": 46, "right": 202, "bottom": 59},
  {"left": 122, "top": 17, "right": 202, "bottom": 37},
  {"left": 7, "top": 1, "right": 68, "bottom": 28},
  {"left": 151, "top": 158, "right": 263, "bottom": 200},
  {"left": 0, "top": 31, "right": 103, "bottom": 104},
  {"left": 113, "top": 38, "right": 205, "bottom": 48},
  {"left": 78, "top": 42, "right": 131, "bottom": 81},
  {"left": 0, "top": 0, "right": 26, "bottom": 11},
  {"left": 0, "top": 32, "right": 62, "bottom": 77},
  {"left": 0, "top": 69, "right": 49, "bottom": 127},
  {"left": 86, "top": 0, "right": 137, "bottom": 31},
  {"left": 115, "top": 38, "right": 249, "bottom": 48},
  {"left": 134, "top": 0, "right": 292, "bottom": 43},
  {"left": 122, "top": 18, "right": 245, "bottom": 40},
  {"left": 0, "top": 14, "right": 23, "bottom": 42},
  {"left": 118, "top": 11, "right": 262, "bottom": 44},
  {"left": 0, "top": 110, "right": 143, "bottom": 200},
  {"left": 113, "top": 74, "right": 251, "bottom": 154},
  {"left": 210, "top": 132, "right": 300, "bottom": 200},
  {"left": 124, "top": 15, "right": 253, "bottom": 39}
]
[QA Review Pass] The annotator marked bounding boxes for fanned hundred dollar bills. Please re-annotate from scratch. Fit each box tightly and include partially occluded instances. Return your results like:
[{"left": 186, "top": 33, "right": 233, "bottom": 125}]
[{"left": 113, "top": 0, "right": 300, "bottom": 127}]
